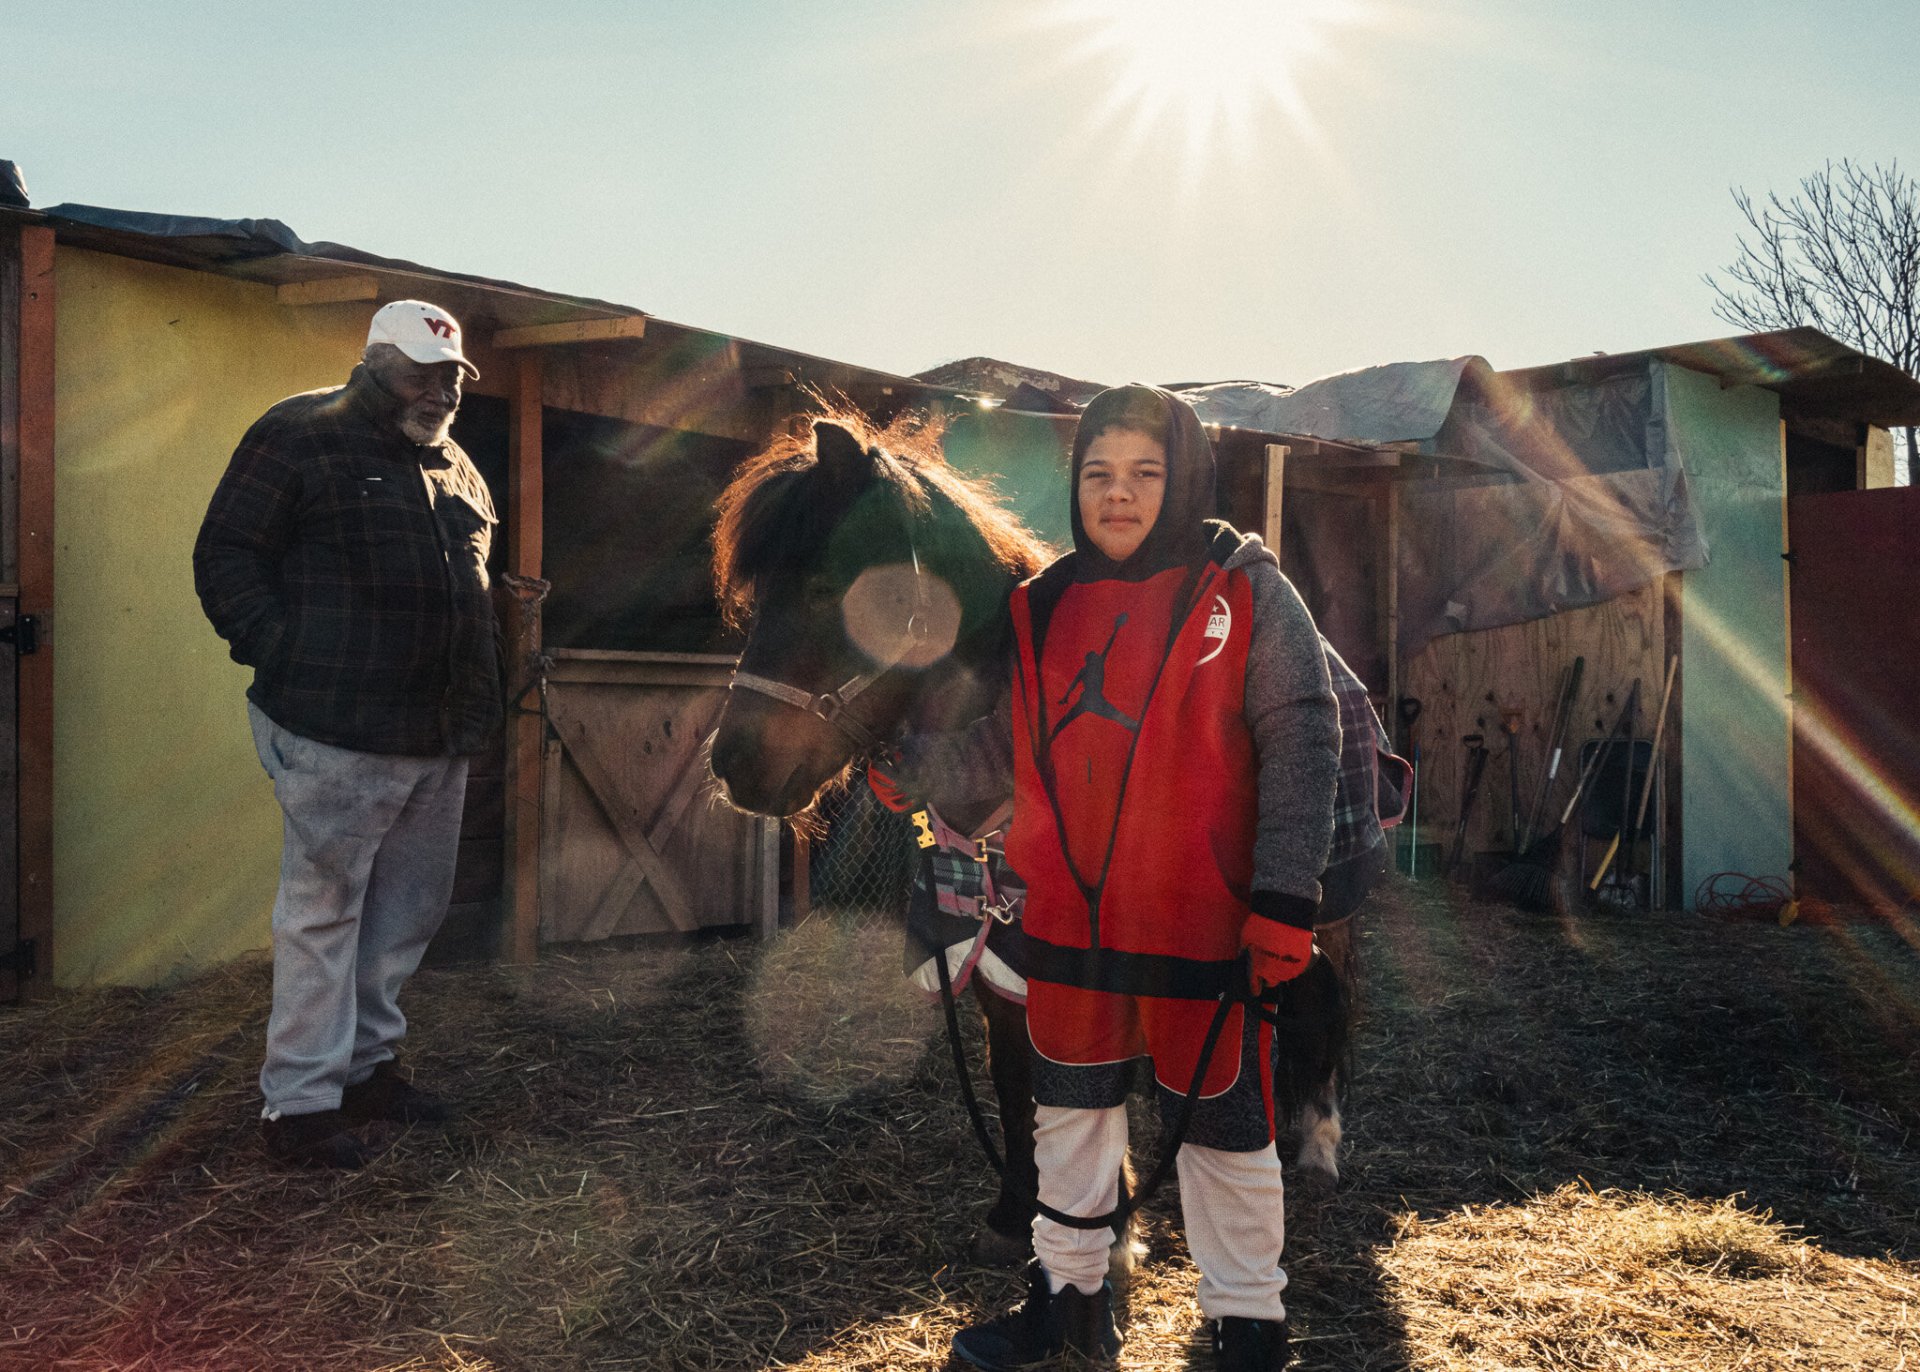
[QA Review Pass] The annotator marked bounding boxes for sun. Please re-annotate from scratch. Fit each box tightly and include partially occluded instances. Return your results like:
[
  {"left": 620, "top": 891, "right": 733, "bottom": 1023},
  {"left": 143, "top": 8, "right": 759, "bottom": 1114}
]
[{"left": 1042, "top": 0, "right": 1372, "bottom": 162}]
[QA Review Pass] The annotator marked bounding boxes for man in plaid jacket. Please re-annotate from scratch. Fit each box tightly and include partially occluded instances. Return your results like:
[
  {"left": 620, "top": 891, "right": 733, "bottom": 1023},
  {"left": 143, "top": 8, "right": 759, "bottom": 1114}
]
[{"left": 194, "top": 301, "right": 501, "bottom": 1169}]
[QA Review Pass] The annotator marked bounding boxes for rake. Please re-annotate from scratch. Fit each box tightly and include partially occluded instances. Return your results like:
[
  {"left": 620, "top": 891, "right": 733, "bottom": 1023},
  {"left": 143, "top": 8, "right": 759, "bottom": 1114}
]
[{"left": 1486, "top": 677, "right": 1640, "bottom": 911}]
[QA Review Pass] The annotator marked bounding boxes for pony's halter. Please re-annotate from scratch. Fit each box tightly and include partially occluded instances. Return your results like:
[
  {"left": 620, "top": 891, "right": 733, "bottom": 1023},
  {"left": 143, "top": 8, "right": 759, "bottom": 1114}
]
[{"left": 728, "top": 546, "right": 937, "bottom": 756}]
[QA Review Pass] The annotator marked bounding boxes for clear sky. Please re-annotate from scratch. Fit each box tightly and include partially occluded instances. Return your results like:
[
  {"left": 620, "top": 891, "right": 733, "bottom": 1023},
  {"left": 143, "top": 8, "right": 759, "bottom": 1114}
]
[{"left": 7, "top": 1, "right": 1918, "bottom": 389}]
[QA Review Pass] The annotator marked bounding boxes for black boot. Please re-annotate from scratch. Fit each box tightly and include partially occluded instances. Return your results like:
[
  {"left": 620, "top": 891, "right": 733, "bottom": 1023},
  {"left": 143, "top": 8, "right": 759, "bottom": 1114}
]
[
  {"left": 952, "top": 1260, "right": 1121, "bottom": 1369},
  {"left": 260, "top": 1109, "right": 375, "bottom": 1170},
  {"left": 340, "top": 1058, "right": 452, "bottom": 1125},
  {"left": 1211, "top": 1316, "right": 1290, "bottom": 1371}
]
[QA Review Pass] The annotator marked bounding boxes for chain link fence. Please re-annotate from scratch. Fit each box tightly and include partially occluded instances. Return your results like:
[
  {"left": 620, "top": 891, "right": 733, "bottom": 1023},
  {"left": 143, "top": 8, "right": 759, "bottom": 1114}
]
[{"left": 808, "top": 783, "right": 915, "bottom": 917}]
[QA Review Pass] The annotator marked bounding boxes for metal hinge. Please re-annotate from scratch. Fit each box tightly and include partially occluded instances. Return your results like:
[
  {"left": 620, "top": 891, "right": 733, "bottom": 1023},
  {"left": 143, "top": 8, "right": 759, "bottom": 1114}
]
[
  {"left": 0, "top": 615, "right": 39, "bottom": 654},
  {"left": 1, "top": 938, "right": 36, "bottom": 980}
]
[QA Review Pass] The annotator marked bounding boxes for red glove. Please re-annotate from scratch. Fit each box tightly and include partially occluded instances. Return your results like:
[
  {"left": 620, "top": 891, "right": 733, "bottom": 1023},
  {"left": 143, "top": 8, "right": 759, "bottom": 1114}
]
[
  {"left": 866, "top": 757, "right": 912, "bottom": 812},
  {"left": 1242, "top": 913, "right": 1315, "bottom": 993}
]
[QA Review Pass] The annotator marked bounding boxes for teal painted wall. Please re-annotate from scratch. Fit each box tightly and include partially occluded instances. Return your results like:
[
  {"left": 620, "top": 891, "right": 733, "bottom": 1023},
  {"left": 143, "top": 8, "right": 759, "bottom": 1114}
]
[
  {"left": 942, "top": 410, "right": 1071, "bottom": 555},
  {"left": 1666, "top": 362, "right": 1793, "bottom": 902}
]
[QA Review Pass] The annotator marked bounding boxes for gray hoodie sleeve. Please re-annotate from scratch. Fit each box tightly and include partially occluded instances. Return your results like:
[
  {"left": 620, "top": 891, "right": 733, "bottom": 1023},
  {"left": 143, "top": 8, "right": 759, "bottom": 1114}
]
[
  {"left": 893, "top": 687, "right": 1016, "bottom": 834},
  {"left": 1229, "top": 538, "right": 1340, "bottom": 921}
]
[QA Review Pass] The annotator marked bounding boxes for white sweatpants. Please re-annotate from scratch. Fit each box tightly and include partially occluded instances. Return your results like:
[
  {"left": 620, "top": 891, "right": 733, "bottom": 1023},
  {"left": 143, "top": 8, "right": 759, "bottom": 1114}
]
[
  {"left": 249, "top": 703, "right": 468, "bottom": 1117},
  {"left": 1032, "top": 1102, "right": 1289, "bottom": 1322}
]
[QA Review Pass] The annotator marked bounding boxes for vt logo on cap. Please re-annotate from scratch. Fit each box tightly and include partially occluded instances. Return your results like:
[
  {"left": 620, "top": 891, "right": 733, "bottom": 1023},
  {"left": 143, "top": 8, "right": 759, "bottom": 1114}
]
[{"left": 367, "top": 300, "right": 479, "bottom": 379}]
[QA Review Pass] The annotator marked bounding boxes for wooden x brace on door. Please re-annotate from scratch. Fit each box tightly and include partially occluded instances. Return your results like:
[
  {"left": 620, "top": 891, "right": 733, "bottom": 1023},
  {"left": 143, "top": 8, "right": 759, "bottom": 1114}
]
[{"left": 551, "top": 707, "right": 713, "bottom": 937}]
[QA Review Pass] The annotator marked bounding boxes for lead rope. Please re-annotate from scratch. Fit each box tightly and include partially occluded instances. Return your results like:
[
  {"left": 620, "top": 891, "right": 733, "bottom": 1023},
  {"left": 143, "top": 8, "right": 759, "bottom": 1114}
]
[{"left": 502, "top": 572, "right": 554, "bottom": 739}]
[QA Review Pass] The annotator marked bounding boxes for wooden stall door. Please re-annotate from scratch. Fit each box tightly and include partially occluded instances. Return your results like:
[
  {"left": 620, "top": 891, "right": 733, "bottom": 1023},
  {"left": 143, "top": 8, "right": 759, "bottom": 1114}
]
[
  {"left": 1788, "top": 486, "right": 1920, "bottom": 910},
  {"left": 541, "top": 651, "right": 778, "bottom": 942}
]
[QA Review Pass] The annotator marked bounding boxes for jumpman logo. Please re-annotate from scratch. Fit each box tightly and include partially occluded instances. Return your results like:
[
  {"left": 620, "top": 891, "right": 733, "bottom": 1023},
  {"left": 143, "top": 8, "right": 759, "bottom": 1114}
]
[{"left": 1052, "top": 614, "right": 1139, "bottom": 739}]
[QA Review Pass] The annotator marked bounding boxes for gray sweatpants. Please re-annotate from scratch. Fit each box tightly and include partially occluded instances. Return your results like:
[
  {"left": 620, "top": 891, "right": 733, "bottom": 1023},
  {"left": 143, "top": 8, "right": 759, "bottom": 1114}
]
[{"left": 248, "top": 703, "right": 468, "bottom": 1118}]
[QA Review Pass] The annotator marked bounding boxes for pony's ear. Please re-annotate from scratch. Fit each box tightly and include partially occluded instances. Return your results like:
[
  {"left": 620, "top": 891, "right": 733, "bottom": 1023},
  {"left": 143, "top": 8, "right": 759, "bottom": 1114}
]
[{"left": 813, "top": 421, "right": 872, "bottom": 487}]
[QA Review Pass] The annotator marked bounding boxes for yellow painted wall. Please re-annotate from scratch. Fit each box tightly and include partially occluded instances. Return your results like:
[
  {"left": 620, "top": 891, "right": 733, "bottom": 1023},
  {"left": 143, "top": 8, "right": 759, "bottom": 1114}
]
[{"left": 52, "top": 247, "right": 370, "bottom": 984}]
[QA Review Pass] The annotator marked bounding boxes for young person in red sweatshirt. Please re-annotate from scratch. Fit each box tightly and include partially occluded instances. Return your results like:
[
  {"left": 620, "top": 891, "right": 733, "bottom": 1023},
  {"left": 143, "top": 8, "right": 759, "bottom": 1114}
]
[{"left": 952, "top": 385, "right": 1339, "bottom": 1372}]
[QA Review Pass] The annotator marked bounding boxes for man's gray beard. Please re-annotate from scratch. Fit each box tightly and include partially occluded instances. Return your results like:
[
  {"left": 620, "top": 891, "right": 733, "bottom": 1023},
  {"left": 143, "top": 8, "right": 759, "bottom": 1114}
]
[{"left": 399, "top": 405, "right": 456, "bottom": 446}]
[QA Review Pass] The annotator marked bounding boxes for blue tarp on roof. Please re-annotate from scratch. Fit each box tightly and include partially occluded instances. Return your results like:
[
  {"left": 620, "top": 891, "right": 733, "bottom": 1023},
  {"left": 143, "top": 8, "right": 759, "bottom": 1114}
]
[
  {"left": 1181, "top": 358, "right": 1483, "bottom": 448},
  {"left": 1182, "top": 358, "right": 1711, "bottom": 653}
]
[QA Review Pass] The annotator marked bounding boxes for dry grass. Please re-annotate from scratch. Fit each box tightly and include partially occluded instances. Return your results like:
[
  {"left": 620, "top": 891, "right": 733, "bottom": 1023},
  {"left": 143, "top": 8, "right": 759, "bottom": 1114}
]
[
  {"left": 1382, "top": 1186, "right": 1918, "bottom": 1370},
  {"left": 1, "top": 882, "right": 1917, "bottom": 1370}
]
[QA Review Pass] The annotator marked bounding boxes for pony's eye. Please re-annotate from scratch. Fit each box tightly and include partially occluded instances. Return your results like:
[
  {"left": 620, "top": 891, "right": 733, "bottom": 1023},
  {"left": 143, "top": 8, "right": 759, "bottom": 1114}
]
[{"left": 803, "top": 576, "right": 839, "bottom": 607}]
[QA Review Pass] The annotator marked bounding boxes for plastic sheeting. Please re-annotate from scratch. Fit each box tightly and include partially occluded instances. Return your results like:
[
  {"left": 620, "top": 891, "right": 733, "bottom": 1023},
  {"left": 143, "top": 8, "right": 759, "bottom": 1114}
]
[
  {"left": 1182, "top": 359, "right": 1711, "bottom": 655},
  {"left": 1184, "top": 358, "right": 1482, "bottom": 450}
]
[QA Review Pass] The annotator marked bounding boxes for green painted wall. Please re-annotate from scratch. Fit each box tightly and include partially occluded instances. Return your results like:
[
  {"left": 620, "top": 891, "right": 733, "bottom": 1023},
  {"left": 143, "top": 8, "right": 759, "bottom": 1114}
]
[
  {"left": 1666, "top": 362, "right": 1793, "bottom": 902},
  {"left": 942, "top": 409, "right": 1072, "bottom": 554},
  {"left": 52, "top": 248, "right": 368, "bottom": 985}
]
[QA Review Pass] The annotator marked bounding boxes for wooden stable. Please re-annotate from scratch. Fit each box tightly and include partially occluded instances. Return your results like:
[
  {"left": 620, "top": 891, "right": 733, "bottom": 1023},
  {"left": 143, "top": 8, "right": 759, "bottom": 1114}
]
[
  {"left": 0, "top": 198, "right": 987, "bottom": 990},
  {"left": 12, "top": 186, "right": 1920, "bottom": 995},
  {"left": 1385, "top": 342, "right": 1920, "bottom": 910}
]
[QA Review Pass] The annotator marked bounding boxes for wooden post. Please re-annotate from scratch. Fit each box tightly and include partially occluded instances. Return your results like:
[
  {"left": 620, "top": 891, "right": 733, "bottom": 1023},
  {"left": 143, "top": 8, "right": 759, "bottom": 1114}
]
[
  {"left": 1384, "top": 480, "right": 1402, "bottom": 738},
  {"left": 15, "top": 226, "right": 53, "bottom": 995},
  {"left": 504, "top": 352, "right": 544, "bottom": 963},
  {"left": 1779, "top": 418, "right": 1795, "bottom": 899},
  {"left": 757, "top": 818, "right": 780, "bottom": 940},
  {"left": 792, "top": 830, "right": 811, "bottom": 926},
  {"left": 1262, "top": 443, "right": 1288, "bottom": 559}
]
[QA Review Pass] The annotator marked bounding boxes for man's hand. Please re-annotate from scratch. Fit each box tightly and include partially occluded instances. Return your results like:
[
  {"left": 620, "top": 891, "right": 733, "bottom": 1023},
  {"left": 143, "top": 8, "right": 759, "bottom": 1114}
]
[
  {"left": 1242, "top": 910, "right": 1315, "bottom": 993},
  {"left": 866, "top": 755, "right": 912, "bottom": 812}
]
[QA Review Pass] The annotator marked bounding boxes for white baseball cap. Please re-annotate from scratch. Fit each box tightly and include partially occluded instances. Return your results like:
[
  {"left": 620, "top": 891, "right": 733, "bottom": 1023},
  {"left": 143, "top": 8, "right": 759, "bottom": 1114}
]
[{"left": 366, "top": 299, "right": 479, "bottom": 379}]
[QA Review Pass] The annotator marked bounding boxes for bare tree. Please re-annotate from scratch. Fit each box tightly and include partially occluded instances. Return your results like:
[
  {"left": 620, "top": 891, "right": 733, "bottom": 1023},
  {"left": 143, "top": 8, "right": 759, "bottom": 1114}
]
[{"left": 1705, "top": 159, "right": 1920, "bottom": 482}]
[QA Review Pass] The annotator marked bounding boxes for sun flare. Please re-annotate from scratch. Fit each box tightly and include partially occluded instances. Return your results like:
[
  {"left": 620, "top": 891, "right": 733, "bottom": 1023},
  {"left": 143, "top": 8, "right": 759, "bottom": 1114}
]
[{"left": 1045, "top": 0, "right": 1372, "bottom": 161}]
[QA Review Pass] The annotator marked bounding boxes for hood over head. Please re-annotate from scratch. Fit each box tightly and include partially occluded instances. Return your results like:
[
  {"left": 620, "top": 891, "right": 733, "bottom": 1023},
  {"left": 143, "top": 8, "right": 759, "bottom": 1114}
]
[{"left": 1068, "top": 384, "right": 1218, "bottom": 579}]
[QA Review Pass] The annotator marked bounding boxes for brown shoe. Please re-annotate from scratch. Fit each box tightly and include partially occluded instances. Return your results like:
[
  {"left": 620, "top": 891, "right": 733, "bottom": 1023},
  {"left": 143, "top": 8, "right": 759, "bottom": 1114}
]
[
  {"left": 260, "top": 1109, "right": 374, "bottom": 1170},
  {"left": 340, "top": 1059, "right": 452, "bottom": 1125}
]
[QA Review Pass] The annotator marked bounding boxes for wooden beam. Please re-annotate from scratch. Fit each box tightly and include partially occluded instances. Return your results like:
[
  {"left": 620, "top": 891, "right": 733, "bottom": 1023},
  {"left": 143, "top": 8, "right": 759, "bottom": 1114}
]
[
  {"left": 1283, "top": 468, "right": 1383, "bottom": 498},
  {"left": 743, "top": 363, "right": 799, "bottom": 391},
  {"left": 1262, "top": 443, "right": 1288, "bottom": 559},
  {"left": 1384, "top": 482, "right": 1402, "bottom": 745},
  {"left": 274, "top": 275, "right": 379, "bottom": 307},
  {"left": 1, "top": 231, "right": 19, "bottom": 585},
  {"left": 504, "top": 351, "right": 544, "bottom": 964},
  {"left": 1779, "top": 418, "right": 1795, "bottom": 898},
  {"left": 756, "top": 818, "right": 780, "bottom": 940},
  {"left": 492, "top": 316, "right": 647, "bottom": 350},
  {"left": 1862, "top": 425, "right": 1896, "bottom": 488},
  {"left": 791, "top": 830, "right": 811, "bottom": 926},
  {"left": 15, "top": 226, "right": 53, "bottom": 996}
]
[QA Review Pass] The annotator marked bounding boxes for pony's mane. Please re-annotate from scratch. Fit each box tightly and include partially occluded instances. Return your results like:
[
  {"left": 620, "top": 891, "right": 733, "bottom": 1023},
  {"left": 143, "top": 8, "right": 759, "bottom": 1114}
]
[{"left": 713, "top": 404, "right": 1050, "bottom": 630}]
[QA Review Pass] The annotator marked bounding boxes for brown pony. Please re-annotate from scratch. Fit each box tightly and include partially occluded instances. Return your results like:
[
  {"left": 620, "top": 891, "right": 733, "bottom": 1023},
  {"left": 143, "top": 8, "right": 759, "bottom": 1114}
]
[
  {"left": 709, "top": 408, "right": 1364, "bottom": 1259},
  {"left": 711, "top": 408, "right": 1052, "bottom": 1260}
]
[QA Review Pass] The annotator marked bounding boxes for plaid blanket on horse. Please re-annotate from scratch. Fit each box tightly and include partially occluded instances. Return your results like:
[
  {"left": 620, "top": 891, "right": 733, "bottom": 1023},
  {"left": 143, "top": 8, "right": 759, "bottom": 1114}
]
[{"left": 903, "top": 803, "right": 1029, "bottom": 1002}]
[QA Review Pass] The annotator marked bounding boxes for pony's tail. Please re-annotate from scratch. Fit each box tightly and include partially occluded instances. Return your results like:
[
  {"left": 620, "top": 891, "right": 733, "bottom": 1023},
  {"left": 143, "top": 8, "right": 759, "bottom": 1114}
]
[{"left": 1270, "top": 952, "right": 1350, "bottom": 1124}]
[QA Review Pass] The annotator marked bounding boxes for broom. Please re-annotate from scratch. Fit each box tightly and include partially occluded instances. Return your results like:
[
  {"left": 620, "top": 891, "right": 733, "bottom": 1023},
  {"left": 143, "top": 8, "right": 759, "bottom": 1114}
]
[{"left": 1518, "top": 657, "right": 1583, "bottom": 853}]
